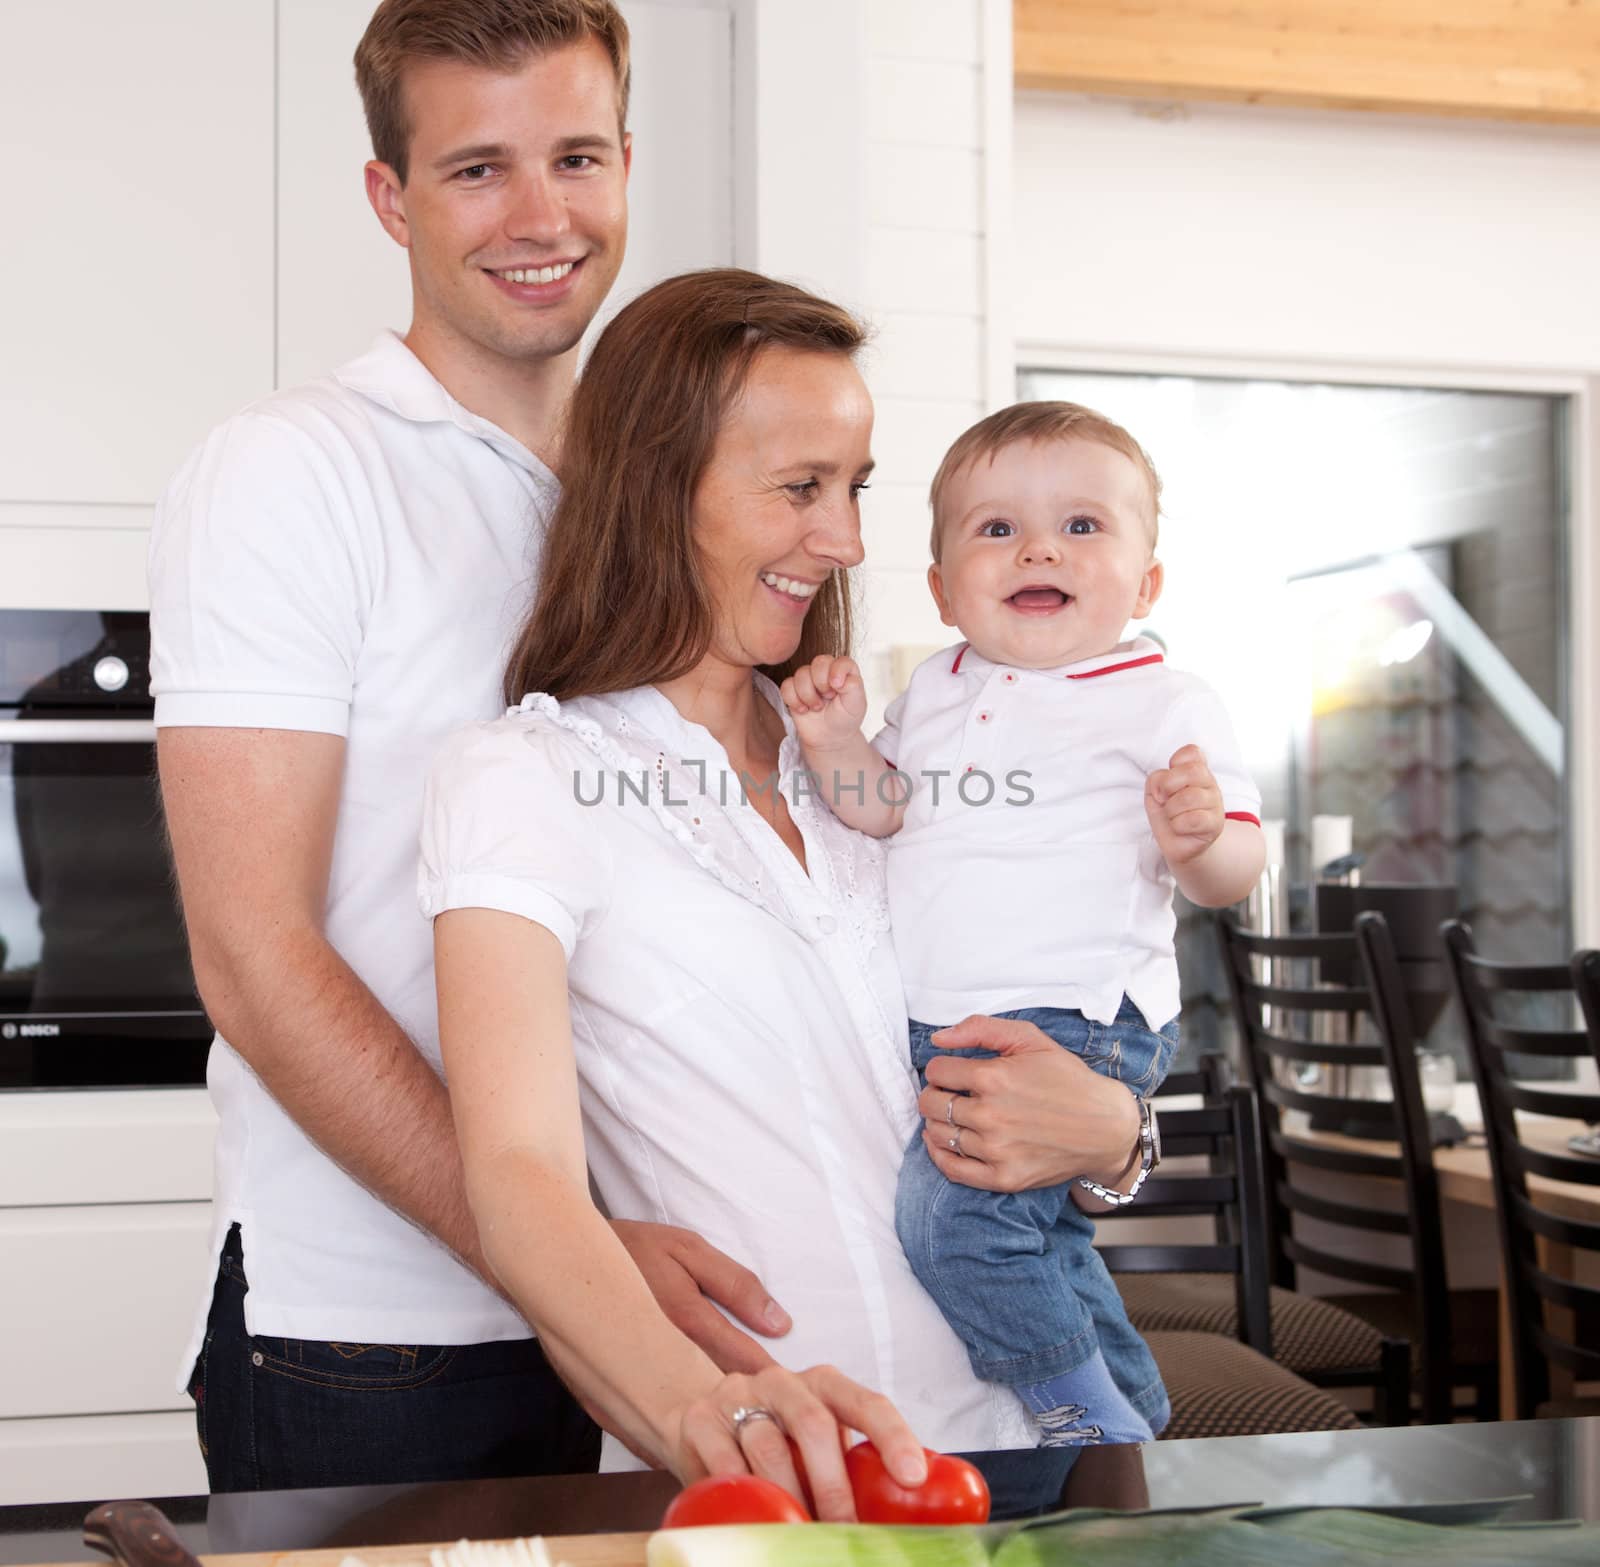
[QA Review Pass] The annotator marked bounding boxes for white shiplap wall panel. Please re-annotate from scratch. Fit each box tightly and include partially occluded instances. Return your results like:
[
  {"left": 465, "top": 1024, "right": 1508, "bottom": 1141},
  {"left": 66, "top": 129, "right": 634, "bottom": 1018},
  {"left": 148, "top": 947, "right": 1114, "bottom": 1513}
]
[
  {"left": 869, "top": 314, "right": 986, "bottom": 400},
  {"left": 868, "top": 229, "right": 985, "bottom": 315},
  {"left": 865, "top": 60, "right": 983, "bottom": 148},
  {"left": 862, "top": 483, "right": 939, "bottom": 573},
  {"left": 866, "top": 0, "right": 981, "bottom": 63},
  {"left": 866, "top": 145, "right": 984, "bottom": 233},
  {"left": 858, "top": 1, "right": 1009, "bottom": 719}
]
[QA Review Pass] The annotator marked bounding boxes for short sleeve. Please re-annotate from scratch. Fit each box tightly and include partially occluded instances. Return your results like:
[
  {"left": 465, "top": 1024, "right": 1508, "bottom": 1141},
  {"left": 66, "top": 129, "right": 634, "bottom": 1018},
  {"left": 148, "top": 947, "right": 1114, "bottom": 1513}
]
[
  {"left": 149, "top": 412, "right": 366, "bottom": 735},
  {"left": 871, "top": 689, "right": 906, "bottom": 767},
  {"left": 419, "top": 719, "right": 614, "bottom": 959},
  {"left": 1155, "top": 681, "right": 1262, "bottom": 826}
]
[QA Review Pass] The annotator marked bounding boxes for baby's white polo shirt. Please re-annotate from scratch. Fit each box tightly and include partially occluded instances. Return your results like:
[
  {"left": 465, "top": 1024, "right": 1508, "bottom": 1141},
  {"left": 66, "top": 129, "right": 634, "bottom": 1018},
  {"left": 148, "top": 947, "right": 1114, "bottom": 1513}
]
[
  {"left": 150, "top": 331, "right": 552, "bottom": 1382},
  {"left": 873, "top": 636, "right": 1260, "bottom": 1031}
]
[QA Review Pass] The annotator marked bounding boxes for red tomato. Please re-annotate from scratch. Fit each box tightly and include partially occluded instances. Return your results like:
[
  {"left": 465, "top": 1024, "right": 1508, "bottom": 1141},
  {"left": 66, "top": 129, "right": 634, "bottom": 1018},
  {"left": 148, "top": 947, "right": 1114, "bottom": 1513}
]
[
  {"left": 844, "top": 1441, "right": 991, "bottom": 1525},
  {"left": 660, "top": 1473, "right": 811, "bottom": 1529}
]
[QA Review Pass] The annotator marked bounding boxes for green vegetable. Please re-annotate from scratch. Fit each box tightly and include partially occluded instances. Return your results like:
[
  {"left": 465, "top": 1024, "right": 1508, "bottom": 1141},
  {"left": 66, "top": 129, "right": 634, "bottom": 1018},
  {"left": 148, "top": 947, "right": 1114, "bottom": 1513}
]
[
  {"left": 645, "top": 1522, "right": 989, "bottom": 1567},
  {"left": 647, "top": 1500, "right": 1600, "bottom": 1567}
]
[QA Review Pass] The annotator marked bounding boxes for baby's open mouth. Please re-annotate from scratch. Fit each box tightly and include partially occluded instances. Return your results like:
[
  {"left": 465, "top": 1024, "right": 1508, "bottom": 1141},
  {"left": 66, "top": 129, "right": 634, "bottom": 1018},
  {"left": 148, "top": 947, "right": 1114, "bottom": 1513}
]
[{"left": 1007, "top": 587, "right": 1069, "bottom": 610}]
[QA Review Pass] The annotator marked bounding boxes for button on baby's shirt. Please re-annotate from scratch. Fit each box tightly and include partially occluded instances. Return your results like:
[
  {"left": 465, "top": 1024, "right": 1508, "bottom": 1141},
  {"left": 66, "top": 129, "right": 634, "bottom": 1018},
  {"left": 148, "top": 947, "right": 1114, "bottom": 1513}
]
[{"left": 978, "top": 710, "right": 992, "bottom": 723}]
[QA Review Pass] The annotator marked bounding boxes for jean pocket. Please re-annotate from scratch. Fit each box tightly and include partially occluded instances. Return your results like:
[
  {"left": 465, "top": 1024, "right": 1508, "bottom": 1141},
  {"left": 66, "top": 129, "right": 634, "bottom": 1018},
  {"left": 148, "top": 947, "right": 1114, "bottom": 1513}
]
[{"left": 252, "top": 1338, "right": 457, "bottom": 1391}]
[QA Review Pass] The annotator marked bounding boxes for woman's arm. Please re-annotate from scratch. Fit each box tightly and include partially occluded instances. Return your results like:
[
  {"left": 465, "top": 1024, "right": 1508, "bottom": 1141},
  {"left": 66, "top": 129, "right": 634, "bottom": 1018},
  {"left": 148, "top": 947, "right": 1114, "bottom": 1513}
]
[
  {"left": 434, "top": 907, "right": 926, "bottom": 1515},
  {"left": 911, "top": 1015, "right": 1142, "bottom": 1197}
]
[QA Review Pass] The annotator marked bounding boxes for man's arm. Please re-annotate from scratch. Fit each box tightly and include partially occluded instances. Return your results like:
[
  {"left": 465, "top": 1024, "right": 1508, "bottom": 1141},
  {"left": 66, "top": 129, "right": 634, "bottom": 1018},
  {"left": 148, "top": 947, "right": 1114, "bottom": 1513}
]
[
  {"left": 160, "top": 724, "right": 788, "bottom": 1363},
  {"left": 160, "top": 726, "right": 492, "bottom": 1272}
]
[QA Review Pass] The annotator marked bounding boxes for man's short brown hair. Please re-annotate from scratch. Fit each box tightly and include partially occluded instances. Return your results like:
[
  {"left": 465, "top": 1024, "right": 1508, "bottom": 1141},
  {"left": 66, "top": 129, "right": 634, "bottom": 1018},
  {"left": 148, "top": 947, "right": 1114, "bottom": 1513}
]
[
  {"left": 355, "top": 0, "right": 631, "bottom": 184},
  {"left": 928, "top": 401, "right": 1163, "bottom": 561}
]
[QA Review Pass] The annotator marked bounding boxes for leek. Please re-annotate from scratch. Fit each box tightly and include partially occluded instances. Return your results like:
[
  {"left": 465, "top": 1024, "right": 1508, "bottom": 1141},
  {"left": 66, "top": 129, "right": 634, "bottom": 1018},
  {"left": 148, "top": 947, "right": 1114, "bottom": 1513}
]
[
  {"left": 648, "top": 1502, "right": 1600, "bottom": 1567},
  {"left": 646, "top": 1523, "right": 989, "bottom": 1567}
]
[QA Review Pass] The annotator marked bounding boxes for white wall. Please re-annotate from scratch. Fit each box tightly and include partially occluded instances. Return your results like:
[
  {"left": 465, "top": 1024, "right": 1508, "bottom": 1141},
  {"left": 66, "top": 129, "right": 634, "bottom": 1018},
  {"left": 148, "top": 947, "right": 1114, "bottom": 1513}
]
[
  {"left": 855, "top": 0, "right": 1014, "bottom": 720},
  {"left": 1013, "top": 92, "right": 1600, "bottom": 942}
]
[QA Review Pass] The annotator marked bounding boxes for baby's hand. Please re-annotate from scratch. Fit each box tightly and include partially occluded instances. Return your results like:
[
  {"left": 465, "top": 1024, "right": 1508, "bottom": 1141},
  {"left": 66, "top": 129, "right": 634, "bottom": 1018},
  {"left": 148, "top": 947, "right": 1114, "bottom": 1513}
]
[
  {"left": 780, "top": 654, "right": 868, "bottom": 754},
  {"left": 1145, "top": 744, "right": 1225, "bottom": 867}
]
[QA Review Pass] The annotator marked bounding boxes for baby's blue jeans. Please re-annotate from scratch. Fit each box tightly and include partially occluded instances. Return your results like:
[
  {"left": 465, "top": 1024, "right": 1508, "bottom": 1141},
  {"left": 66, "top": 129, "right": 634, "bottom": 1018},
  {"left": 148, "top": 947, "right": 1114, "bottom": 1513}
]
[{"left": 895, "top": 997, "right": 1175, "bottom": 1440}]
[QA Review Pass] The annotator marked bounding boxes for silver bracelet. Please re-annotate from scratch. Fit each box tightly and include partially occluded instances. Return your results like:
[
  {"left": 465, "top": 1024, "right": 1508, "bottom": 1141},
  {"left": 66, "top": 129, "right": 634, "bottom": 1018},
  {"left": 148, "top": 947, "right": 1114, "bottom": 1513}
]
[{"left": 1076, "top": 1097, "right": 1160, "bottom": 1206}]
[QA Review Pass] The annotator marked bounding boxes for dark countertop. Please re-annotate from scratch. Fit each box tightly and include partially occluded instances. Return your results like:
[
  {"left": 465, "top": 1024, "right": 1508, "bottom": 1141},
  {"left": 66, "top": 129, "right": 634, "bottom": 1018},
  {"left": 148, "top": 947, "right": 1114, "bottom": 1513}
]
[{"left": 3, "top": 1418, "right": 1596, "bottom": 1564}]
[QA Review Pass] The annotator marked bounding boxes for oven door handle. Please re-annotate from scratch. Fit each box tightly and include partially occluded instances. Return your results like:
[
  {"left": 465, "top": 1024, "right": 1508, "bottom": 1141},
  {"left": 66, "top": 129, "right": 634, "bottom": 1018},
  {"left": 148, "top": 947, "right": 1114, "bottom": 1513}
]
[{"left": 1, "top": 718, "right": 157, "bottom": 743}]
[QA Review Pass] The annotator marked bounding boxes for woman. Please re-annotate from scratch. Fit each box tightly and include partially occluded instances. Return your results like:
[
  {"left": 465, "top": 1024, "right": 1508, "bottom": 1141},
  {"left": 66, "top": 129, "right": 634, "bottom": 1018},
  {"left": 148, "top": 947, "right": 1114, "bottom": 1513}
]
[{"left": 420, "top": 270, "right": 1146, "bottom": 1520}]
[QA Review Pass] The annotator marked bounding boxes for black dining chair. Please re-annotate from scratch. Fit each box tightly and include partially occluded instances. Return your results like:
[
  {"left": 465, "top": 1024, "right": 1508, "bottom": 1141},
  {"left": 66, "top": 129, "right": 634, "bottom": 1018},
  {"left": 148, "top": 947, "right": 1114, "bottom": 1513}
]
[
  {"left": 1101, "top": 1060, "right": 1363, "bottom": 1439},
  {"left": 1212, "top": 911, "right": 1497, "bottom": 1424},
  {"left": 1441, "top": 921, "right": 1600, "bottom": 1419}
]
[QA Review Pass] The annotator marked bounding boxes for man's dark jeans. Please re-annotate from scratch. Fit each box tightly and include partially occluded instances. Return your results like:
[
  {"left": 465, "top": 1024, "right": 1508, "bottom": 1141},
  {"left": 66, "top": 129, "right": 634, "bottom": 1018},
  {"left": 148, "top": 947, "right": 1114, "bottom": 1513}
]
[{"left": 188, "top": 1225, "right": 600, "bottom": 1492}]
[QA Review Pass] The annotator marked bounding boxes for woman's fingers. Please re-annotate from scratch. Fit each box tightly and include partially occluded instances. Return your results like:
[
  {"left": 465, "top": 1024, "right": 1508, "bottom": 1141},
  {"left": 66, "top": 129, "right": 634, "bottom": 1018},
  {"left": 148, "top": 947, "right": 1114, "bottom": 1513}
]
[
  {"left": 924, "top": 1132, "right": 1007, "bottom": 1191},
  {"left": 677, "top": 1395, "right": 748, "bottom": 1482},
  {"left": 757, "top": 1376, "right": 855, "bottom": 1520},
  {"left": 677, "top": 1366, "right": 923, "bottom": 1522},
  {"left": 802, "top": 1364, "right": 927, "bottom": 1490},
  {"left": 734, "top": 1403, "right": 805, "bottom": 1501},
  {"left": 922, "top": 1120, "right": 990, "bottom": 1166}
]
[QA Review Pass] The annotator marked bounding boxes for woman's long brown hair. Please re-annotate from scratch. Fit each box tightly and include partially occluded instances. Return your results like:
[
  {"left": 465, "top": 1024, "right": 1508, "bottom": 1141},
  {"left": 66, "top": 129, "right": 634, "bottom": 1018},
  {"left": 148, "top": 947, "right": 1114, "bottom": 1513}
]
[{"left": 503, "top": 268, "right": 866, "bottom": 706}]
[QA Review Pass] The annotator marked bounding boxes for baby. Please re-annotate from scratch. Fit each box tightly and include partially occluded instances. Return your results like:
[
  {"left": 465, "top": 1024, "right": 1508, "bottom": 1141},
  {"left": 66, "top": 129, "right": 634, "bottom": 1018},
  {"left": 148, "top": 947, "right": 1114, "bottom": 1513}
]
[{"left": 780, "top": 401, "right": 1264, "bottom": 1447}]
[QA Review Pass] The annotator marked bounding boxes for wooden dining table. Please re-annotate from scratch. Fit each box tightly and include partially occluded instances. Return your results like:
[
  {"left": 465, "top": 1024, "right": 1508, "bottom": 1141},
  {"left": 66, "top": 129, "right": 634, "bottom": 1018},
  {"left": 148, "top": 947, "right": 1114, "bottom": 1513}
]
[{"left": 1293, "top": 1110, "right": 1598, "bottom": 1417}]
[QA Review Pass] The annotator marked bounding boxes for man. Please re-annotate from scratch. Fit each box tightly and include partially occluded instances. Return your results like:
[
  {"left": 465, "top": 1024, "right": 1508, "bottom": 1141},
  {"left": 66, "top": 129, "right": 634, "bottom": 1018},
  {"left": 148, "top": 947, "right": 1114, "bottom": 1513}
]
[{"left": 152, "top": 0, "right": 788, "bottom": 1494}]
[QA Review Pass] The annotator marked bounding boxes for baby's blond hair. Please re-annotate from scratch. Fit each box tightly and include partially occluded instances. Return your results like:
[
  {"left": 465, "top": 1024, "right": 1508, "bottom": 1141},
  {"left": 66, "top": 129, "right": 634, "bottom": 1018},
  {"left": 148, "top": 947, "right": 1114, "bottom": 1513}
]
[{"left": 929, "top": 401, "right": 1162, "bottom": 562}]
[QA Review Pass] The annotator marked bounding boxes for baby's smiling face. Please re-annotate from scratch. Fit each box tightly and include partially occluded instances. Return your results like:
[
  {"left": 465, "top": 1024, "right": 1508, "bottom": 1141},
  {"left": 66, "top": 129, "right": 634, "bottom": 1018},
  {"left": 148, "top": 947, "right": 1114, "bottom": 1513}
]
[{"left": 928, "top": 437, "right": 1163, "bottom": 670}]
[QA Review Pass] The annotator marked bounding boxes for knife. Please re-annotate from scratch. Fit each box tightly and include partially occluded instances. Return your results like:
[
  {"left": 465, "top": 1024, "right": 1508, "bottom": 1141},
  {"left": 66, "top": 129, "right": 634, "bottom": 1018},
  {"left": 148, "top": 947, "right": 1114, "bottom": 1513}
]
[{"left": 84, "top": 1502, "right": 205, "bottom": 1567}]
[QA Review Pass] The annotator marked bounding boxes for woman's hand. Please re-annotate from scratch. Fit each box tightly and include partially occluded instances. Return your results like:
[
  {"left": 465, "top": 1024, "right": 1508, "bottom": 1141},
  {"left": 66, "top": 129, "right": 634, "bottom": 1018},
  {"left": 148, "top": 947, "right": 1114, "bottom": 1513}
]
[
  {"left": 917, "top": 1015, "right": 1141, "bottom": 1194},
  {"left": 672, "top": 1363, "right": 927, "bottom": 1522}
]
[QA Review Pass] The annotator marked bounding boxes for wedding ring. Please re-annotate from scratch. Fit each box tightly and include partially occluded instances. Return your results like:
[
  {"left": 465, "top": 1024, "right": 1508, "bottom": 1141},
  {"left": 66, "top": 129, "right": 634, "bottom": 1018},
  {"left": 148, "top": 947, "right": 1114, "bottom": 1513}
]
[
  {"left": 948, "top": 1130, "right": 965, "bottom": 1156},
  {"left": 945, "top": 1094, "right": 958, "bottom": 1126},
  {"left": 730, "top": 1406, "right": 780, "bottom": 1440}
]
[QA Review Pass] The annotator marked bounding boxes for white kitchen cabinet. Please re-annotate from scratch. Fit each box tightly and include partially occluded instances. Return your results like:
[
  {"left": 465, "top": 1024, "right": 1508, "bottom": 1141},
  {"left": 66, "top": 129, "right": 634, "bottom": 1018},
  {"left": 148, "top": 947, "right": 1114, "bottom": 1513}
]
[
  {"left": 0, "top": 1090, "right": 216, "bottom": 1209},
  {"left": 0, "top": 527, "right": 152, "bottom": 611},
  {"left": 0, "top": 1203, "right": 216, "bottom": 1422},
  {"left": 0, "top": 2, "right": 275, "bottom": 507},
  {"left": 0, "top": 1412, "right": 204, "bottom": 1509},
  {"left": 275, "top": 0, "right": 735, "bottom": 388}
]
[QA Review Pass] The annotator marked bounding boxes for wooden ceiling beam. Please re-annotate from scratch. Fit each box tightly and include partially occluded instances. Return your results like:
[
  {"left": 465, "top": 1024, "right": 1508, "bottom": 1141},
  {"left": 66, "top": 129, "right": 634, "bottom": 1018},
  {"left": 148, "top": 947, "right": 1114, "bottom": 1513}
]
[{"left": 1015, "top": 1, "right": 1600, "bottom": 125}]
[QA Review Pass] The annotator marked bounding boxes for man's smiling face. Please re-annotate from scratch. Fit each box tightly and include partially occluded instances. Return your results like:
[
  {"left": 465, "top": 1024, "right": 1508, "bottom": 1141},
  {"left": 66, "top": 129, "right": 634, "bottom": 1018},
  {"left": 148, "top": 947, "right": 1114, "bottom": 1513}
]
[{"left": 372, "top": 37, "right": 630, "bottom": 368}]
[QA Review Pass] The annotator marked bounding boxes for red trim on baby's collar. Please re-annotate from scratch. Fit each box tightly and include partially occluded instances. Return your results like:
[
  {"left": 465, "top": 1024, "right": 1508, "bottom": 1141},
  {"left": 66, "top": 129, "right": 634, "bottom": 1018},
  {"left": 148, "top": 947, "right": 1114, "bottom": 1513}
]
[
  {"left": 950, "top": 643, "right": 971, "bottom": 674},
  {"left": 1225, "top": 811, "right": 1263, "bottom": 827},
  {"left": 1067, "top": 652, "right": 1165, "bottom": 681}
]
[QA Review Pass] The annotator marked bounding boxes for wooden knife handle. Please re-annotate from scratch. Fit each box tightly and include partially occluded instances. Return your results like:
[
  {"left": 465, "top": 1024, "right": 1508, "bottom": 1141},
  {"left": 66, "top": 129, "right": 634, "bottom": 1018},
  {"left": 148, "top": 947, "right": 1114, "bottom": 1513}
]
[{"left": 83, "top": 1502, "right": 204, "bottom": 1567}]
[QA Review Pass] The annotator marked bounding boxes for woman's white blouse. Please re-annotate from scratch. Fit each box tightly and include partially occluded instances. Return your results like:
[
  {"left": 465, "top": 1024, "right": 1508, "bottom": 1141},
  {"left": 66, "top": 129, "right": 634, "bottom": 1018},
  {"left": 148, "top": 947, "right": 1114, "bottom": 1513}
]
[{"left": 419, "top": 676, "right": 1032, "bottom": 1458}]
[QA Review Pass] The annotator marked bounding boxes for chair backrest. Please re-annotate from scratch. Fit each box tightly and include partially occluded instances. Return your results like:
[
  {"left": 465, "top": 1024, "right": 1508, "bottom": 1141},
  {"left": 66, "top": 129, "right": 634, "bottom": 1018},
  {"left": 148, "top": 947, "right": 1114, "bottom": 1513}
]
[
  {"left": 1216, "top": 911, "right": 1456, "bottom": 1421},
  {"left": 1096, "top": 1057, "right": 1274, "bottom": 1356},
  {"left": 1440, "top": 919, "right": 1600, "bottom": 1417}
]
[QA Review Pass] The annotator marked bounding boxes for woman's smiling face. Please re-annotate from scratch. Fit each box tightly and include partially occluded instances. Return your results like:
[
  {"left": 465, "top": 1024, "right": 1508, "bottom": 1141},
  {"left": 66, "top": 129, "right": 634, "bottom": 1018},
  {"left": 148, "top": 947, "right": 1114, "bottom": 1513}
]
[{"left": 691, "top": 346, "right": 874, "bottom": 673}]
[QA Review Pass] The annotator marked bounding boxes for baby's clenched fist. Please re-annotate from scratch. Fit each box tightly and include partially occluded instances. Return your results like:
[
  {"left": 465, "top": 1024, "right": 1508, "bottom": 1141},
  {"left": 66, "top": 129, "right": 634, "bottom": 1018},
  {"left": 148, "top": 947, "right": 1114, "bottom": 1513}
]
[
  {"left": 1144, "top": 744, "right": 1224, "bottom": 867},
  {"left": 780, "top": 654, "right": 868, "bottom": 754}
]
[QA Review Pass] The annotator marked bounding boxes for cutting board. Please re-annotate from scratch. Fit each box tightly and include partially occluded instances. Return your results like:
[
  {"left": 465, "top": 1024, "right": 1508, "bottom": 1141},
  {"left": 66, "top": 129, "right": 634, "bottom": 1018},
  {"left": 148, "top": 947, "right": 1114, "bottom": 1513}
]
[{"left": 28, "top": 1538, "right": 654, "bottom": 1567}]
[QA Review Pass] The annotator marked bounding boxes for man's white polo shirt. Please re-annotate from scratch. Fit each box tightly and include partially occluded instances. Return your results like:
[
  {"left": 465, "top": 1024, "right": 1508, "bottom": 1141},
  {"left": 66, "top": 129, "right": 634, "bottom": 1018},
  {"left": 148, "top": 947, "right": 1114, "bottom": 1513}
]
[
  {"left": 873, "top": 636, "right": 1261, "bottom": 1031},
  {"left": 150, "top": 332, "right": 551, "bottom": 1381}
]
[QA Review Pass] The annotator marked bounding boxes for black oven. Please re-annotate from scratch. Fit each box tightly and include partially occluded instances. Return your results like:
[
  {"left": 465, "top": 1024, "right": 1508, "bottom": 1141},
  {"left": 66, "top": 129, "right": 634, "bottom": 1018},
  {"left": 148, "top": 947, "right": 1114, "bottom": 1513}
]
[{"left": 0, "top": 610, "right": 210, "bottom": 1089}]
